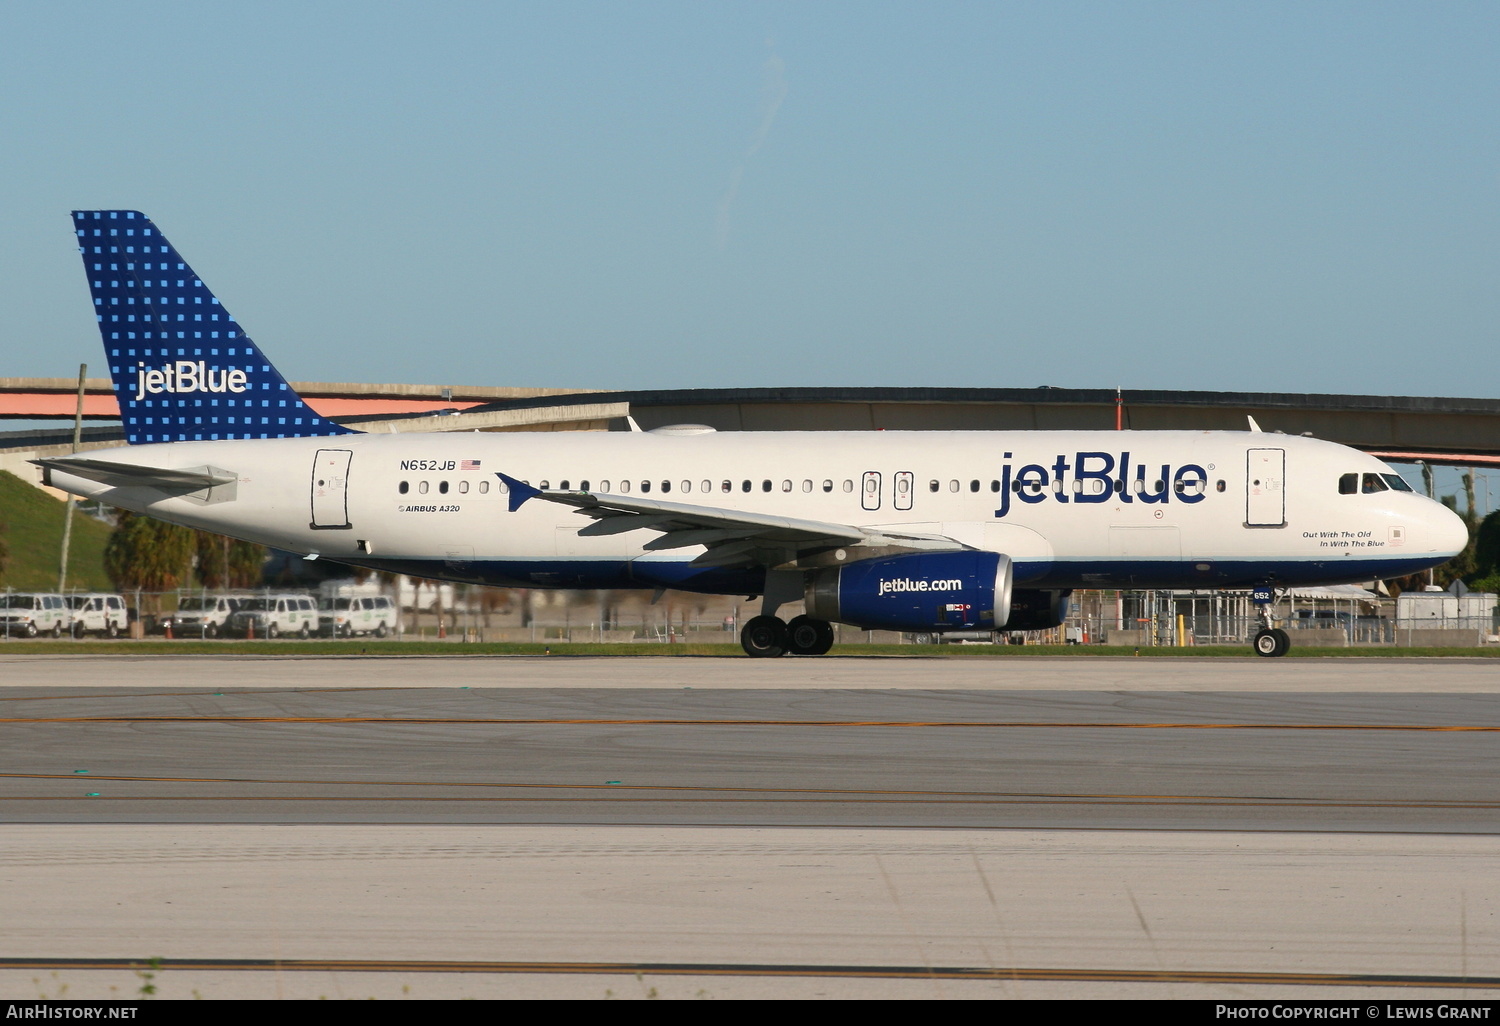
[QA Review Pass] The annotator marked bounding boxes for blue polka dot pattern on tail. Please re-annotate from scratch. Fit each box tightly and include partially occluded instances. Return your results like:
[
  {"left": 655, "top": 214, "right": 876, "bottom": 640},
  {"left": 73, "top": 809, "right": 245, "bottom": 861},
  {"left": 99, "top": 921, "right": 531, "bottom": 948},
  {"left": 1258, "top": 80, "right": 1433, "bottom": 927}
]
[{"left": 72, "top": 210, "right": 356, "bottom": 445}]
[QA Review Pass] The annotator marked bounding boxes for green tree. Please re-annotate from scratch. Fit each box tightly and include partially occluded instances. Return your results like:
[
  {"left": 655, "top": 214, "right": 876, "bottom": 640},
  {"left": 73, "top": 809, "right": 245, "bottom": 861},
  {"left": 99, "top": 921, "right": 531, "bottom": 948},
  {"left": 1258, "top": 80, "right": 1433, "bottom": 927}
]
[
  {"left": 193, "top": 531, "right": 266, "bottom": 590},
  {"left": 0, "top": 521, "right": 9, "bottom": 587},
  {"left": 103, "top": 512, "right": 196, "bottom": 607}
]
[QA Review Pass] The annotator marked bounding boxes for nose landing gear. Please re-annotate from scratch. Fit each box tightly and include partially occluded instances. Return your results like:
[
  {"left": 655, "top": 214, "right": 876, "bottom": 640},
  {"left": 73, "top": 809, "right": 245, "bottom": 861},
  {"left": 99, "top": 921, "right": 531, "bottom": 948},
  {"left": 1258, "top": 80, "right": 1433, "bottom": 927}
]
[{"left": 1251, "top": 586, "right": 1290, "bottom": 657}]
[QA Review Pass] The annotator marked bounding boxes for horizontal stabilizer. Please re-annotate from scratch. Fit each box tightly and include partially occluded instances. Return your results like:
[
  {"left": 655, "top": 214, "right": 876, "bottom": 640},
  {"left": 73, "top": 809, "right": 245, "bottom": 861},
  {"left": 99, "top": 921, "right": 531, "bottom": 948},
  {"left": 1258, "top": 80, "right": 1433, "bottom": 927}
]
[{"left": 33, "top": 456, "right": 236, "bottom": 494}]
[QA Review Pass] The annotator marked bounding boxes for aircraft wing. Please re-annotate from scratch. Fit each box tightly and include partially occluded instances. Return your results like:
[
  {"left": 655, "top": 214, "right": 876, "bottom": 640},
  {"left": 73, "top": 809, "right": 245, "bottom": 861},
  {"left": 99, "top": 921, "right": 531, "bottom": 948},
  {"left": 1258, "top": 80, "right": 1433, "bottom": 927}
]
[
  {"left": 499, "top": 473, "right": 963, "bottom": 567},
  {"left": 32, "top": 457, "right": 237, "bottom": 495}
]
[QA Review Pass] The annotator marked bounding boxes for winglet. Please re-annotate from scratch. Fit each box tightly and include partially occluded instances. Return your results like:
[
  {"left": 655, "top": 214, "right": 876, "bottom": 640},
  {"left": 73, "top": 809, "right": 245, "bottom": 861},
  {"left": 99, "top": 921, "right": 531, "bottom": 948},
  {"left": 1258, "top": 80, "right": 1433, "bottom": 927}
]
[{"left": 498, "top": 473, "right": 541, "bottom": 512}]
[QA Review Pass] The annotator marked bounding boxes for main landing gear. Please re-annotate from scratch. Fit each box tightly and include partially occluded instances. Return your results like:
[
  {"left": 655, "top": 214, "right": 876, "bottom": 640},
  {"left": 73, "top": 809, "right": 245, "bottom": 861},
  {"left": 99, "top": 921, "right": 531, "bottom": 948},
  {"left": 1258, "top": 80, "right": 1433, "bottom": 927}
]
[{"left": 740, "top": 614, "right": 835, "bottom": 658}]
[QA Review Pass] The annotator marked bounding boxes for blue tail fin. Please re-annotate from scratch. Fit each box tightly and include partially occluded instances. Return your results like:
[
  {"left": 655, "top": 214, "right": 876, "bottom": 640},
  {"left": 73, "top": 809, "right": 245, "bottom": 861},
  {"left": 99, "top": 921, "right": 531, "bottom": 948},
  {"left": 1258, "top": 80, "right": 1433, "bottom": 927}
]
[{"left": 72, "top": 210, "right": 355, "bottom": 444}]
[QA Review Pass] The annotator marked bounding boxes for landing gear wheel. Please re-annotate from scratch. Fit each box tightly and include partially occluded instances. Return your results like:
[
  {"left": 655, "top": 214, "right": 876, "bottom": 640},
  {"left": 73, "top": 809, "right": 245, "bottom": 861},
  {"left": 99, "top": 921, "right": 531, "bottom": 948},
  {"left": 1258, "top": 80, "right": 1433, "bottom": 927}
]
[
  {"left": 740, "top": 615, "right": 789, "bottom": 658},
  {"left": 1272, "top": 628, "right": 1290, "bottom": 656},
  {"left": 1252, "top": 628, "right": 1290, "bottom": 657},
  {"left": 786, "top": 615, "right": 834, "bottom": 656}
]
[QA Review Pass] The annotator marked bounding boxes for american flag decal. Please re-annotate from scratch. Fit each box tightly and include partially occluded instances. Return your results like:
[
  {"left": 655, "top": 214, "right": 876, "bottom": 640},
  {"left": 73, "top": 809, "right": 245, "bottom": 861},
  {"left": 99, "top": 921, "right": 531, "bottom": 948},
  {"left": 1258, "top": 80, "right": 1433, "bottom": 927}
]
[{"left": 460, "top": 459, "right": 481, "bottom": 470}]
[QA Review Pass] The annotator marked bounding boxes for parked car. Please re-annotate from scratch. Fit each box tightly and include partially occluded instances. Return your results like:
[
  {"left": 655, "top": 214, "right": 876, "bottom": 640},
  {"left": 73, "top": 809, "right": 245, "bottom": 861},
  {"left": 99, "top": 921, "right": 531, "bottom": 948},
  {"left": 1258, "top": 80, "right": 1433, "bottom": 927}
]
[
  {"left": 0, "top": 593, "right": 70, "bottom": 638},
  {"left": 158, "top": 594, "right": 246, "bottom": 638},
  {"left": 65, "top": 593, "right": 129, "bottom": 638},
  {"left": 318, "top": 595, "right": 397, "bottom": 638},
  {"left": 227, "top": 594, "right": 319, "bottom": 638}
]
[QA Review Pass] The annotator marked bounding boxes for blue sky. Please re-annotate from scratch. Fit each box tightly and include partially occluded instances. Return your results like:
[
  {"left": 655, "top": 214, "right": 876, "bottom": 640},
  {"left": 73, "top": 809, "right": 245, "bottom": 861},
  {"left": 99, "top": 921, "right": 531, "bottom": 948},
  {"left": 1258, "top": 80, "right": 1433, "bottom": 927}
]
[{"left": 2, "top": 1, "right": 1497, "bottom": 399}]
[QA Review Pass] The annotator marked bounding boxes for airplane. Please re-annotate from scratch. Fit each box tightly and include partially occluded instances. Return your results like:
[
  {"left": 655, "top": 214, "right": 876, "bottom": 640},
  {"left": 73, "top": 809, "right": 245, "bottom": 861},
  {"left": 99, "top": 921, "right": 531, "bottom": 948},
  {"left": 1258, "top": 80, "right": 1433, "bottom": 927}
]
[{"left": 33, "top": 210, "right": 1469, "bottom": 658}]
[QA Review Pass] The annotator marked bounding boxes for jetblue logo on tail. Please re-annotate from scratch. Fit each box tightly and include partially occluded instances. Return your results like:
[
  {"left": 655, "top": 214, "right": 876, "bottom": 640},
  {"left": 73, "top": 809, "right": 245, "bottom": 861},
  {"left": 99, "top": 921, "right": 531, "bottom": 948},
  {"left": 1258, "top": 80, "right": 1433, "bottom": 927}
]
[
  {"left": 134, "top": 362, "right": 249, "bottom": 400},
  {"left": 73, "top": 210, "right": 355, "bottom": 445}
]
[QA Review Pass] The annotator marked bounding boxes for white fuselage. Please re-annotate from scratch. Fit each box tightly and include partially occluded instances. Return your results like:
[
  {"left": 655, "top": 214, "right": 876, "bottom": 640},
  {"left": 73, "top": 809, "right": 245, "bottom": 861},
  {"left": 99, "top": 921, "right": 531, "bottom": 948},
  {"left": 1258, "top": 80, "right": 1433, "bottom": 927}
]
[{"left": 46, "top": 428, "right": 1467, "bottom": 595}]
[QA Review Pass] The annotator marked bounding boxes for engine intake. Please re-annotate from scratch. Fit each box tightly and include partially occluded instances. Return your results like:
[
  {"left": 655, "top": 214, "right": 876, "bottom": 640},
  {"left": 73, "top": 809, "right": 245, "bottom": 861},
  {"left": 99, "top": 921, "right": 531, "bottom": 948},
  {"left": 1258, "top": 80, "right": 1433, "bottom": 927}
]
[
  {"left": 1003, "top": 589, "right": 1073, "bottom": 631},
  {"left": 804, "top": 550, "right": 1013, "bottom": 633}
]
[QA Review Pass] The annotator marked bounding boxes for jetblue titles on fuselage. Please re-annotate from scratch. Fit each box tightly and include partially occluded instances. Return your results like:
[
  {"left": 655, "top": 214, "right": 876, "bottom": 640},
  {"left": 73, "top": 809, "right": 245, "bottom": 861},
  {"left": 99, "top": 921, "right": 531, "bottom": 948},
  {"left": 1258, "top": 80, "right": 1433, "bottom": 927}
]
[{"left": 992, "top": 450, "right": 1208, "bottom": 518}]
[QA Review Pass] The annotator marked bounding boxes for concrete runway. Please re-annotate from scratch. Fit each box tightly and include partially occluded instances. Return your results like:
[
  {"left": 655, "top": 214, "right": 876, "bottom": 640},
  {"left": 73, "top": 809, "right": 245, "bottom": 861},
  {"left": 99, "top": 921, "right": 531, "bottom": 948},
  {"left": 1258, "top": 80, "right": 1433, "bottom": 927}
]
[
  {"left": 2, "top": 653, "right": 1498, "bottom": 999},
  {"left": 5, "top": 651, "right": 1500, "bottom": 690}
]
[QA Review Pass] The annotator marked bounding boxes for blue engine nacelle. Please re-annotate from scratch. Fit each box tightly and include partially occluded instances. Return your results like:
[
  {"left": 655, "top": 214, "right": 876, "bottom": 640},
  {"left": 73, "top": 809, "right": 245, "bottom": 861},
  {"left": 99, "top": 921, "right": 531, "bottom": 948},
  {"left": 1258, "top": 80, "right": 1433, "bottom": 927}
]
[
  {"left": 1003, "top": 589, "right": 1072, "bottom": 631},
  {"left": 803, "top": 550, "right": 1013, "bottom": 633}
]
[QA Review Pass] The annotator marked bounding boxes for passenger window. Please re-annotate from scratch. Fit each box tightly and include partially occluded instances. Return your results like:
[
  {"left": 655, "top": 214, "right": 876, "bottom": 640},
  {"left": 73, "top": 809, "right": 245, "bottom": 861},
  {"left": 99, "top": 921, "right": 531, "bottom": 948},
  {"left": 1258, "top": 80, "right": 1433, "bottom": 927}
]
[
  {"left": 781, "top": 480, "right": 792, "bottom": 492},
  {"left": 802, "top": 480, "right": 812, "bottom": 492},
  {"left": 682, "top": 481, "right": 693, "bottom": 493},
  {"left": 580, "top": 480, "right": 590, "bottom": 491},
  {"left": 399, "top": 481, "right": 409, "bottom": 494},
  {"left": 1217, "top": 480, "right": 1226, "bottom": 492},
  {"left": 599, "top": 480, "right": 610, "bottom": 492},
  {"left": 842, "top": 480, "right": 853, "bottom": 492},
  {"left": 1339, "top": 473, "right": 1358, "bottom": 495},
  {"left": 949, "top": 480, "right": 959, "bottom": 493},
  {"left": 559, "top": 480, "right": 569, "bottom": 490},
  {"left": 458, "top": 480, "right": 469, "bottom": 494},
  {"left": 742, "top": 480, "right": 751, "bottom": 492},
  {"left": 418, "top": 481, "right": 429, "bottom": 494},
  {"left": 640, "top": 480, "right": 651, "bottom": 493},
  {"left": 969, "top": 480, "right": 979, "bottom": 492},
  {"left": 439, "top": 481, "right": 449, "bottom": 494},
  {"left": 990, "top": 480, "right": 1000, "bottom": 492},
  {"left": 762, "top": 480, "right": 772, "bottom": 492},
  {"left": 929, "top": 480, "right": 939, "bottom": 492},
  {"left": 619, "top": 480, "right": 631, "bottom": 493},
  {"left": 822, "top": 480, "right": 833, "bottom": 492},
  {"left": 722, "top": 481, "right": 732, "bottom": 493},
  {"left": 701, "top": 480, "right": 711, "bottom": 492},
  {"left": 479, "top": 480, "right": 490, "bottom": 494},
  {"left": 539, "top": 480, "right": 550, "bottom": 489},
  {"left": 660, "top": 481, "right": 670, "bottom": 493}
]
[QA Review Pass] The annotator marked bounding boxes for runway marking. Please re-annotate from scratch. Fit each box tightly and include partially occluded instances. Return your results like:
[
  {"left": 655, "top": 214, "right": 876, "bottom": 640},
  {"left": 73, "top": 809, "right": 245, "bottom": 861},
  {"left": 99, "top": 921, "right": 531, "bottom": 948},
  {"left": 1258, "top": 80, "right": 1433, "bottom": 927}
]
[
  {"left": 1, "top": 716, "right": 1496, "bottom": 730},
  {"left": 2, "top": 771, "right": 1496, "bottom": 808},
  {"left": 0, "top": 687, "right": 422, "bottom": 702},
  {"left": 0, "top": 957, "right": 1495, "bottom": 989}
]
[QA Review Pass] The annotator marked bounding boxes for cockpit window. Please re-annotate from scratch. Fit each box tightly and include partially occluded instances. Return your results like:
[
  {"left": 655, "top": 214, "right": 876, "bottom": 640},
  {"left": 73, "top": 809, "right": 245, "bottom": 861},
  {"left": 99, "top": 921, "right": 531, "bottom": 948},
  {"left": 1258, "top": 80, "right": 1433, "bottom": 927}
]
[
  {"left": 1382, "top": 474, "right": 1413, "bottom": 492},
  {"left": 1361, "top": 473, "right": 1389, "bottom": 493},
  {"left": 1339, "top": 473, "right": 1358, "bottom": 495}
]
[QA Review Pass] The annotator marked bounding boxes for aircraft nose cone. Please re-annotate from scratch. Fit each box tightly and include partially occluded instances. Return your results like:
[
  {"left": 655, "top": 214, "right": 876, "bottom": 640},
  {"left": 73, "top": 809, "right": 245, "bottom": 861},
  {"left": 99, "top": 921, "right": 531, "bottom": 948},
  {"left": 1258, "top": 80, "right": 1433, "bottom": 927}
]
[{"left": 1431, "top": 501, "right": 1470, "bottom": 557}]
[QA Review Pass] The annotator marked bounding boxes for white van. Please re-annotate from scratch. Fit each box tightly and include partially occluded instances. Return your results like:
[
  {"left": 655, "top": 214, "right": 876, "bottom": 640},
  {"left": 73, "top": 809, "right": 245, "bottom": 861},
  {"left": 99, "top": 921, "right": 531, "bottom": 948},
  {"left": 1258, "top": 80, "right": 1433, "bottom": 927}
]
[
  {"left": 319, "top": 595, "right": 397, "bottom": 638},
  {"left": 228, "top": 594, "right": 319, "bottom": 638},
  {"left": 1, "top": 593, "right": 71, "bottom": 638},
  {"left": 65, "top": 594, "right": 129, "bottom": 638},
  {"left": 159, "top": 595, "right": 245, "bottom": 638}
]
